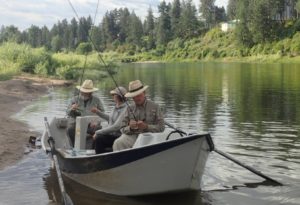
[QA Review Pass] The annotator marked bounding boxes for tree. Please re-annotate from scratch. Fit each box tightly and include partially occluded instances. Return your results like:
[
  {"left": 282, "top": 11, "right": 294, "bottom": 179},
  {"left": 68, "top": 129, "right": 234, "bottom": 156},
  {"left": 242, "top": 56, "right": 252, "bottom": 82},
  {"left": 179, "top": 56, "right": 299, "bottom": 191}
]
[
  {"left": 27, "top": 25, "right": 42, "bottom": 47},
  {"left": 199, "top": 0, "right": 216, "bottom": 28},
  {"left": 127, "top": 11, "right": 144, "bottom": 48},
  {"left": 51, "top": 35, "right": 63, "bottom": 52},
  {"left": 41, "top": 26, "right": 51, "bottom": 49},
  {"left": 77, "top": 17, "right": 91, "bottom": 43},
  {"left": 215, "top": 6, "right": 227, "bottom": 23},
  {"left": 144, "top": 7, "right": 156, "bottom": 49},
  {"left": 178, "top": 0, "right": 199, "bottom": 39},
  {"left": 249, "top": 0, "right": 280, "bottom": 43},
  {"left": 170, "top": 0, "right": 181, "bottom": 38},
  {"left": 297, "top": 0, "right": 300, "bottom": 14},
  {"left": 227, "top": 0, "right": 238, "bottom": 20},
  {"left": 61, "top": 19, "right": 70, "bottom": 50},
  {"left": 69, "top": 18, "right": 78, "bottom": 50},
  {"left": 101, "top": 11, "right": 119, "bottom": 46},
  {"left": 235, "top": 0, "right": 253, "bottom": 47},
  {"left": 0, "top": 25, "right": 22, "bottom": 43},
  {"left": 118, "top": 8, "right": 131, "bottom": 43},
  {"left": 90, "top": 26, "right": 103, "bottom": 51},
  {"left": 156, "top": 1, "right": 172, "bottom": 45}
]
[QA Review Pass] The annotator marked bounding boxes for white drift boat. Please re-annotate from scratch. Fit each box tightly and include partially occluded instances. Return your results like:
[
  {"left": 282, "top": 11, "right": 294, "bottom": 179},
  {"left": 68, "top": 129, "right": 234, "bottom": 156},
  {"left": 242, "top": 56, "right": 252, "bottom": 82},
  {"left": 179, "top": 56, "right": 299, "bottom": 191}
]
[{"left": 42, "top": 116, "right": 214, "bottom": 196}]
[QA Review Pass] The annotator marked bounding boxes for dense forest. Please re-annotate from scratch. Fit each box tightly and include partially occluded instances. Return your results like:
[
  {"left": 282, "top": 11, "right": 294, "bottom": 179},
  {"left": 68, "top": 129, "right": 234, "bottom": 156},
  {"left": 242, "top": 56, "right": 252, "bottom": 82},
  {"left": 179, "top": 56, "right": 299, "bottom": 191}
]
[
  {"left": 2, "top": 0, "right": 300, "bottom": 52},
  {"left": 1, "top": 0, "right": 300, "bottom": 80}
]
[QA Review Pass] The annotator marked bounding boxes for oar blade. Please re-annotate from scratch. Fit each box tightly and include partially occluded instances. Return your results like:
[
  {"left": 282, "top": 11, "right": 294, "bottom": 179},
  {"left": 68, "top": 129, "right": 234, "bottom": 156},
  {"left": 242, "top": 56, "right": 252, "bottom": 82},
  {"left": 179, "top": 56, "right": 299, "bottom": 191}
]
[{"left": 214, "top": 148, "right": 283, "bottom": 186}]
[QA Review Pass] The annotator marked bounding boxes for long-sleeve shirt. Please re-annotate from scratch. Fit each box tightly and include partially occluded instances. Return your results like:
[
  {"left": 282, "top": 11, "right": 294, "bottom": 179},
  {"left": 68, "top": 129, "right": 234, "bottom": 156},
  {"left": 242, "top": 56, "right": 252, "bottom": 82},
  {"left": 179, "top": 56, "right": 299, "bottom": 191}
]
[
  {"left": 120, "top": 99, "right": 165, "bottom": 135},
  {"left": 95, "top": 103, "right": 127, "bottom": 136},
  {"left": 66, "top": 95, "right": 105, "bottom": 122}
]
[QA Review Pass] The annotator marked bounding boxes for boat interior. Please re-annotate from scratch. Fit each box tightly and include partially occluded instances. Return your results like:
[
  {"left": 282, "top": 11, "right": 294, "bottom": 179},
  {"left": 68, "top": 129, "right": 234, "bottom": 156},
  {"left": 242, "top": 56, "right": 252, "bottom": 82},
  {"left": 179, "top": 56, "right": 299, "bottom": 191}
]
[{"left": 43, "top": 116, "right": 188, "bottom": 158}]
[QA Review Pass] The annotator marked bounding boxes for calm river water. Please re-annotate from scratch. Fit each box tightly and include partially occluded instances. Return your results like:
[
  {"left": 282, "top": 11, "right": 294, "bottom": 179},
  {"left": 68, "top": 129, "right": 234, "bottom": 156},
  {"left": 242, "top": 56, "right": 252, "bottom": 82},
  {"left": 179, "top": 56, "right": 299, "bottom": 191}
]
[{"left": 0, "top": 62, "right": 300, "bottom": 205}]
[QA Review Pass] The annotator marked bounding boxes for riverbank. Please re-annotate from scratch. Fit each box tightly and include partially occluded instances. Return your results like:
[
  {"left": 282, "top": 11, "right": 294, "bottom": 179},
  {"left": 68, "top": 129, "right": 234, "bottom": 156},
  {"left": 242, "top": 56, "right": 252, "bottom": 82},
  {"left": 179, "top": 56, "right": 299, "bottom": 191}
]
[{"left": 0, "top": 75, "right": 72, "bottom": 170}]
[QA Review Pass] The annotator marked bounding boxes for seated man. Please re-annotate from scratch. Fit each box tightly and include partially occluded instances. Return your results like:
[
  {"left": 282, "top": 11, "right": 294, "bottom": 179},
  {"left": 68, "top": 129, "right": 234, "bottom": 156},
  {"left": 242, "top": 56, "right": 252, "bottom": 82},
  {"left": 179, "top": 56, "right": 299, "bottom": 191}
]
[
  {"left": 66, "top": 79, "right": 104, "bottom": 147},
  {"left": 92, "top": 86, "right": 127, "bottom": 154},
  {"left": 113, "top": 80, "right": 165, "bottom": 151}
]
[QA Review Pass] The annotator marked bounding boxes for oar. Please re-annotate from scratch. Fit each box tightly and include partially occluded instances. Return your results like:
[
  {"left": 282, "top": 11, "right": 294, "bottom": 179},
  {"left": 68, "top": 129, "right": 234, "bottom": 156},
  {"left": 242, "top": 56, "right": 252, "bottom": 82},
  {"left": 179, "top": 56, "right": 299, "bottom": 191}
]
[
  {"left": 165, "top": 121, "right": 283, "bottom": 186},
  {"left": 44, "top": 117, "right": 74, "bottom": 205}
]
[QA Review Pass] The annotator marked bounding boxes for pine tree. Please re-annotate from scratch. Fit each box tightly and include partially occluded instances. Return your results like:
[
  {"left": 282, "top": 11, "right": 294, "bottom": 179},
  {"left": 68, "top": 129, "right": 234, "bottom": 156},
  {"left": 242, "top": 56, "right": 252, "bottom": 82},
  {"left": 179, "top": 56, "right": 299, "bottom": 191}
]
[
  {"left": 127, "top": 11, "right": 144, "bottom": 48},
  {"left": 227, "top": 0, "right": 238, "bottom": 20},
  {"left": 41, "top": 26, "right": 51, "bottom": 49},
  {"left": 178, "top": 0, "right": 199, "bottom": 39},
  {"left": 27, "top": 25, "right": 42, "bottom": 47},
  {"left": 156, "top": 1, "right": 172, "bottom": 45},
  {"left": 118, "top": 8, "right": 131, "bottom": 43},
  {"left": 170, "top": 0, "right": 181, "bottom": 38},
  {"left": 69, "top": 18, "right": 78, "bottom": 50},
  {"left": 199, "top": 0, "right": 216, "bottom": 28},
  {"left": 144, "top": 7, "right": 156, "bottom": 49}
]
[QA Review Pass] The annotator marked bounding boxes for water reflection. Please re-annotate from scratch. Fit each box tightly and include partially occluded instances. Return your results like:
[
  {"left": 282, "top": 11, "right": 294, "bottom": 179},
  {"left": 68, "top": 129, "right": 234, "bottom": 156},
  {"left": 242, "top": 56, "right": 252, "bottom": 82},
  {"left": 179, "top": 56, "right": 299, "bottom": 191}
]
[
  {"left": 43, "top": 167, "right": 210, "bottom": 205},
  {"left": 0, "top": 62, "right": 300, "bottom": 204}
]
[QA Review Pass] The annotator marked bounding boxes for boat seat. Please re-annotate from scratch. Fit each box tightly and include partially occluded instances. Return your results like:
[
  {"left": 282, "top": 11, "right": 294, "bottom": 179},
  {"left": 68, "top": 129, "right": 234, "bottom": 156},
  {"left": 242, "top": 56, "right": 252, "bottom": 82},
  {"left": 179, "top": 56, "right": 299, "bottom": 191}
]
[
  {"left": 74, "top": 116, "right": 101, "bottom": 150},
  {"left": 132, "top": 128, "right": 181, "bottom": 148}
]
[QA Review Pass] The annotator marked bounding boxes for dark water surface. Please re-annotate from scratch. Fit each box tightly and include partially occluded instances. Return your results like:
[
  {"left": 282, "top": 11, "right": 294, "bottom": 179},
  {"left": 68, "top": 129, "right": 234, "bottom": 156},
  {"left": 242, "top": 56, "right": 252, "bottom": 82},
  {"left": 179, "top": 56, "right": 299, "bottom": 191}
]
[{"left": 0, "top": 62, "right": 299, "bottom": 205}]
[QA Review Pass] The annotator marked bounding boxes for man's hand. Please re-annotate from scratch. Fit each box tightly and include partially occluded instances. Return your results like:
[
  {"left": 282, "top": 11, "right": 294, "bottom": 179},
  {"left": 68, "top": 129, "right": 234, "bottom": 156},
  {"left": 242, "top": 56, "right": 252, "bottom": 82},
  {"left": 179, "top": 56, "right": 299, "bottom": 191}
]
[
  {"left": 92, "top": 133, "right": 97, "bottom": 140},
  {"left": 71, "top": 103, "right": 79, "bottom": 110},
  {"left": 129, "top": 120, "right": 138, "bottom": 130},
  {"left": 91, "top": 107, "right": 99, "bottom": 113},
  {"left": 137, "top": 120, "right": 148, "bottom": 131}
]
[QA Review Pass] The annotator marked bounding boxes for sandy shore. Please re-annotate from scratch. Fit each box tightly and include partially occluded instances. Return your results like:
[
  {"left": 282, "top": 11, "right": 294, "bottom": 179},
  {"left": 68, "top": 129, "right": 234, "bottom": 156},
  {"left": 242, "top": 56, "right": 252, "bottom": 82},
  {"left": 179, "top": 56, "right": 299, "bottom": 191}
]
[{"left": 0, "top": 75, "right": 72, "bottom": 170}]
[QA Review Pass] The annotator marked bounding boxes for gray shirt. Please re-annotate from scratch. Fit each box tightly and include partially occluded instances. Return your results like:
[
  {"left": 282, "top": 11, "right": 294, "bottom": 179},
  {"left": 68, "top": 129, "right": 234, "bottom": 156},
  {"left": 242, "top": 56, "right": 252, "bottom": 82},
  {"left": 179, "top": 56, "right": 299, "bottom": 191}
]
[
  {"left": 95, "top": 103, "right": 127, "bottom": 136},
  {"left": 66, "top": 95, "right": 105, "bottom": 120},
  {"left": 121, "top": 99, "right": 165, "bottom": 135}
]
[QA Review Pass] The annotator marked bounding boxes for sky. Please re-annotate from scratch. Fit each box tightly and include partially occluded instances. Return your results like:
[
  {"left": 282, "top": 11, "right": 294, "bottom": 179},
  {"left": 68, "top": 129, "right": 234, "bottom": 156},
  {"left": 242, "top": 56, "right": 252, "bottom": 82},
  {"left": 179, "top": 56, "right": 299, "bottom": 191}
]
[{"left": 0, "top": 0, "right": 228, "bottom": 31}]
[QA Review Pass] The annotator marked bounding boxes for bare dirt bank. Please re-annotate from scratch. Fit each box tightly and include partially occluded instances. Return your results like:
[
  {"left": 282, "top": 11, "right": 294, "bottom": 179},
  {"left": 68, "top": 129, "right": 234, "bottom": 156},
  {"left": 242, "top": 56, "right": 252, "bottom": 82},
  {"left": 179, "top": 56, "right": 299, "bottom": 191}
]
[{"left": 0, "top": 75, "right": 72, "bottom": 170}]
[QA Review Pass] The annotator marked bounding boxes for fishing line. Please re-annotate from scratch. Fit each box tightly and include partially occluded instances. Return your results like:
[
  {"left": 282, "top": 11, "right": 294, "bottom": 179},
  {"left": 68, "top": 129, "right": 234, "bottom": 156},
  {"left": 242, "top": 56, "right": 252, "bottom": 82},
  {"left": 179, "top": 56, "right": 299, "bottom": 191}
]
[
  {"left": 67, "top": 0, "right": 98, "bottom": 99},
  {"left": 66, "top": 0, "right": 138, "bottom": 121}
]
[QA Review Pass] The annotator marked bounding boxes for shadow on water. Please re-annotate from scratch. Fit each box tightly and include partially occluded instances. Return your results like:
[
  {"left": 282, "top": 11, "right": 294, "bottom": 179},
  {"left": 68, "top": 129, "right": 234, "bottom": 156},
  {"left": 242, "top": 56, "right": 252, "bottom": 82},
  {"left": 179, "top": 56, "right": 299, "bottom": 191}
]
[
  {"left": 43, "top": 167, "right": 212, "bottom": 205},
  {"left": 208, "top": 180, "right": 282, "bottom": 192},
  {"left": 43, "top": 163, "right": 286, "bottom": 205}
]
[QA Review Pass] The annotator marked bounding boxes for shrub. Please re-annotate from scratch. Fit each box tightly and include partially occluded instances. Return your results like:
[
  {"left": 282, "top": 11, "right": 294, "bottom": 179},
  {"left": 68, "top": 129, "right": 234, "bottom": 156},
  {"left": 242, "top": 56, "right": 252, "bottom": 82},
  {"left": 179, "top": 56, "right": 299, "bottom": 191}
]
[{"left": 76, "top": 42, "right": 93, "bottom": 54}]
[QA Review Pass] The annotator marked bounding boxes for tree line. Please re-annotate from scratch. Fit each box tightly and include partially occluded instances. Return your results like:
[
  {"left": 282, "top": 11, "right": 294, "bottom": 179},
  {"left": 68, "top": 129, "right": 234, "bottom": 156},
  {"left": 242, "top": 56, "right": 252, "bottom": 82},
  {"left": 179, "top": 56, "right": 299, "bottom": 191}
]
[
  {"left": 230, "top": 0, "right": 300, "bottom": 46},
  {"left": 1, "top": 0, "right": 300, "bottom": 54},
  {"left": 0, "top": 0, "right": 226, "bottom": 53}
]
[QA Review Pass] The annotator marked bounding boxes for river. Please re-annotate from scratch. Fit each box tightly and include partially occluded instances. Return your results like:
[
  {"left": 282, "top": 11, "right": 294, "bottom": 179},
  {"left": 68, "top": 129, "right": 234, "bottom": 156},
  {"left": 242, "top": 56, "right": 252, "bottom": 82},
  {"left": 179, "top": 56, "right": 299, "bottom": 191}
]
[{"left": 0, "top": 62, "right": 299, "bottom": 205}]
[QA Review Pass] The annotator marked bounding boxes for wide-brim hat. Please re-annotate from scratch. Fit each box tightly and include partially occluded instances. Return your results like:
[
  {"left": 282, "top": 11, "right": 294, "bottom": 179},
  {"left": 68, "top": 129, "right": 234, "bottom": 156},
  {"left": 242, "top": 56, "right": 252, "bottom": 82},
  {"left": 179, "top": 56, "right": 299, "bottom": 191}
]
[
  {"left": 76, "top": 79, "right": 98, "bottom": 93},
  {"left": 125, "top": 80, "right": 148, "bottom": 98},
  {"left": 110, "top": 86, "right": 127, "bottom": 97}
]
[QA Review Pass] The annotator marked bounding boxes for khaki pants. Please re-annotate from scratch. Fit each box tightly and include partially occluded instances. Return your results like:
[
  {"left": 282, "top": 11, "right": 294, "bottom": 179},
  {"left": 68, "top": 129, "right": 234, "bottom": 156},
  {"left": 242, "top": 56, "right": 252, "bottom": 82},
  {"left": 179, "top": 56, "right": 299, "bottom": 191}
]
[{"left": 113, "top": 134, "right": 138, "bottom": 151}]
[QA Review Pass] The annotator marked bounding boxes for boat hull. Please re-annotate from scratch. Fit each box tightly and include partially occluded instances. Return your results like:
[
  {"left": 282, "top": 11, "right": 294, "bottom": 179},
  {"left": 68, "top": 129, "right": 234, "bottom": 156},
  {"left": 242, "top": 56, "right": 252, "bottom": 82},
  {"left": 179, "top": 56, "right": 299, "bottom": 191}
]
[
  {"left": 42, "top": 117, "right": 213, "bottom": 196},
  {"left": 56, "top": 134, "right": 211, "bottom": 196}
]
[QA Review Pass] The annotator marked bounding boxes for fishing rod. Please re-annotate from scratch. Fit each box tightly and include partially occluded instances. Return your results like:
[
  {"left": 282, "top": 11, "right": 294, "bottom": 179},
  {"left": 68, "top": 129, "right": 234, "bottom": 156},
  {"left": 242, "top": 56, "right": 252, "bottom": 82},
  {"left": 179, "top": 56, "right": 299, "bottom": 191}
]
[
  {"left": 68, "top": 0, "right": 105, "bottom": 115},
  {"left": 66, "top": 0, "right": 138, "bottom": 121},
  {"left": 76, "top": 54, "right": 88, "bottom": 101},
  {"left": 44, "top": 2, "right": 100, "bottom": 203}
]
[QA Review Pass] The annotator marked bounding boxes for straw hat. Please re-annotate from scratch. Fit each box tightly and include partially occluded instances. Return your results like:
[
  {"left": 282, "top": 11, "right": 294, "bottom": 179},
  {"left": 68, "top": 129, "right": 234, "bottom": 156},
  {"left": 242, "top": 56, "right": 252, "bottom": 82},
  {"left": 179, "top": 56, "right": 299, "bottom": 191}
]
[
  {"left": 110, "top": 86, "right": 127, "bottom": 97},
  {"left": 125, "top": 80, "right": 148, "bottom": 98},
  {"left": 76, "top": 80, "right": 98, "bottom": 93}
]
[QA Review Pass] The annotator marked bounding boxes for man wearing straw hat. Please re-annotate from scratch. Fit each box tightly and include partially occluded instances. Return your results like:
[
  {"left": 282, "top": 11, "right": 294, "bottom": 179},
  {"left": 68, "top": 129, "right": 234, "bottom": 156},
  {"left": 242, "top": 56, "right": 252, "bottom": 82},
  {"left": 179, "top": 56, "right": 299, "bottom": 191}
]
[
  {"left": 113, "top": 80, "right": 165, "bottom": 151},
  {"left": 66, "top": 79, "right": 105, "bottom": 147}
]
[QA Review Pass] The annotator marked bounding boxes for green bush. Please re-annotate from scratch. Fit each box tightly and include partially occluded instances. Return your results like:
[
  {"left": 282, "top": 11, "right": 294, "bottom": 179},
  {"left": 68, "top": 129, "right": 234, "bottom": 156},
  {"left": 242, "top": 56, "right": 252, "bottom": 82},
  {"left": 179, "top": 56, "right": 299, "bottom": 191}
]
[
  {"left": 76, "top": 42, "right": 93, "bottom": 54},
  {"left": 56, "top": 65, "right": 80, "bottom": 80}
]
